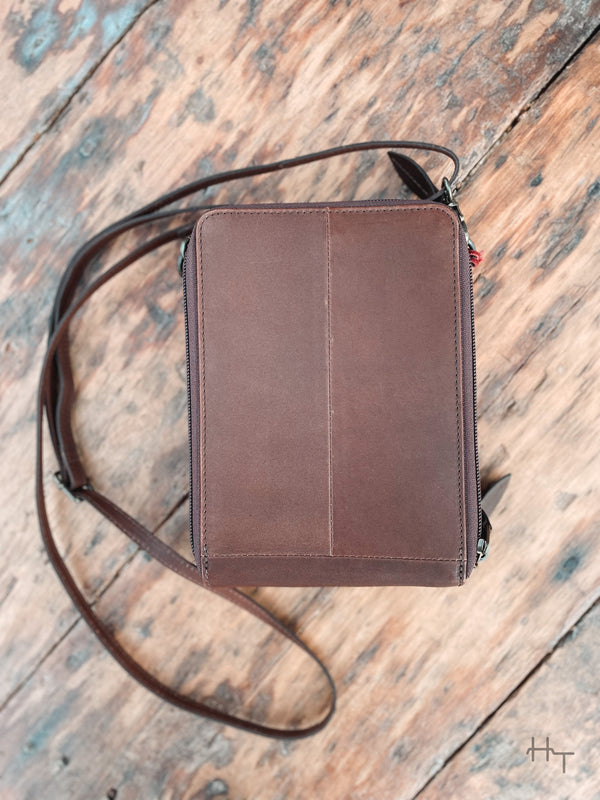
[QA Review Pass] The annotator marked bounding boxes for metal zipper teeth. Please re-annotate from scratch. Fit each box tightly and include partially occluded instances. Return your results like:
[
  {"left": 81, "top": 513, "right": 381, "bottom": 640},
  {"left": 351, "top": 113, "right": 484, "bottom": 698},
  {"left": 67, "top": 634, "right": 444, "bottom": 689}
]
[
  {"left": 468, "top": 248, "right": 483, "bottom": 543},
  {"left": 181, "top": 233, "right": 196, "bottom": 557},
  {"left": 439, "top": 184, "right": 483, "bottom": 572}
]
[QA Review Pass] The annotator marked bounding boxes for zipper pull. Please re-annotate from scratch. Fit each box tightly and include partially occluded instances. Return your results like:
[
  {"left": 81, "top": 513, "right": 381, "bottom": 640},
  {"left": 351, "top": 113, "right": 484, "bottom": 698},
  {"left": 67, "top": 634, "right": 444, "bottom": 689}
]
[
  {"left": 441, "top": 177, "right": 475, "bottom": 250},
  {"left": 177, "top": 236, "right": 190, "bottom": 276},
  {"left": 476, "top": 509, "right": 492, "bottom": 565},
  {"left": 477, "top": 475, "right": 511, "bottom": 566}
]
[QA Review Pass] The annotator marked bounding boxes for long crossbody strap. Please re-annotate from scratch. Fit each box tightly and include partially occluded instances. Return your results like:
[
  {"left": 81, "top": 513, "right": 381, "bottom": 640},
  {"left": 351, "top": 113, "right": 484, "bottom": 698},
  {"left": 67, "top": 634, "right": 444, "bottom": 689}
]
[{"left": 36, "top": 140, "right": 459, "bottom": 738}]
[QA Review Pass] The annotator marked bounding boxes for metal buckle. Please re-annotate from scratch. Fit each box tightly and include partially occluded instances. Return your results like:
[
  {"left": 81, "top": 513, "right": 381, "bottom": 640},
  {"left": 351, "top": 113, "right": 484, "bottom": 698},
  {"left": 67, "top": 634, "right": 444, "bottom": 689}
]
[{"left": 53, "top": 471, "right": 88, "bottom": 503}]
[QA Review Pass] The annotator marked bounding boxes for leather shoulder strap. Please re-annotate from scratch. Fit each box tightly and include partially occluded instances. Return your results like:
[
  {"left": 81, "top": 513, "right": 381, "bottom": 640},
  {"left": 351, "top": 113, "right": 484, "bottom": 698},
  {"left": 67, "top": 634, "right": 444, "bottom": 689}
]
[{"left": 36, "top": 140, "right": 458, "bottom": 738}]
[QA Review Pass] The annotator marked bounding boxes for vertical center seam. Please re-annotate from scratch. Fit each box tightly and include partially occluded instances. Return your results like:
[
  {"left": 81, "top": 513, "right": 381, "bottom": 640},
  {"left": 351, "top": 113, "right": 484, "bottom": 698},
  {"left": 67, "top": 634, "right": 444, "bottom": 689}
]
[{"left": 326, "top": 208, "right": 334, "bottom": 556}]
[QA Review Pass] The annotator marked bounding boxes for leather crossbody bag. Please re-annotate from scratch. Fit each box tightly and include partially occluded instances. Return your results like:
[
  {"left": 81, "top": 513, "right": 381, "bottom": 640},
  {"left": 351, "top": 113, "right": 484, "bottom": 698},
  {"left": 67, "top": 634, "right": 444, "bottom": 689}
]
[{"left": 36, "top": 140, "right": 509, "bottom": 738}]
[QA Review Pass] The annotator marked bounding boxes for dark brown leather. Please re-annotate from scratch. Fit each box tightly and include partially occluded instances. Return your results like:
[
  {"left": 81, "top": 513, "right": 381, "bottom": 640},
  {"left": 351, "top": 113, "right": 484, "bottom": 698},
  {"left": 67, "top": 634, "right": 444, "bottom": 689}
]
[
  {"left": 36, "top": 140, "right": 480, "bottom": 738},
  {"left": 186, "top": 203, "right": 479, "bottom": 587},
  {"left": 387, "top": 151, "right": 438, "bottom": 198}
]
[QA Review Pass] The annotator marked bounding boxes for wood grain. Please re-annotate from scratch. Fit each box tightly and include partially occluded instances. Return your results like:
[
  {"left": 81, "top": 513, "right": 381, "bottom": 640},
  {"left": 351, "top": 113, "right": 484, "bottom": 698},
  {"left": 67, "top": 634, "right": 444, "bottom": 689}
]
[
  {"left": 2, "top": 0, "right": 598, "bottom": 708},
  {"left": 0, "top": 0, "right": 159, "bottom": 182},
  {"left": 1, "top": 1, "right": 599, "bottom": 798},
  {"left": 418, "top": 602, "right": 600, "bottom": 800}
]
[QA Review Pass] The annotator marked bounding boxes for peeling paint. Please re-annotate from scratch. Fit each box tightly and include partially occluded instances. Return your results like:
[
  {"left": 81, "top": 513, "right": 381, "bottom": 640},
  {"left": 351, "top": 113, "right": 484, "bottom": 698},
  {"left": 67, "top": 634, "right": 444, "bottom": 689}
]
[
  {"left": 10, "top": 5, "right": 62, "bottom": 73},
  {"left": 553, "top": 548, "right": 584, "bottom": 582},
  {"left": 66, "top": 0, "right": 98, "bottom": 48},
  {"left": 498, "top": 24, "right": 522, "bottom": 54}
]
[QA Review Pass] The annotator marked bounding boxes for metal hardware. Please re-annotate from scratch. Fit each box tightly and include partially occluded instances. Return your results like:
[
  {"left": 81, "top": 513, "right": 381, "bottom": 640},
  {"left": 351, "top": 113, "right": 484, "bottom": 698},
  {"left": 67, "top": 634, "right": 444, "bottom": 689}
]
[
  {"left": 441, "top": 177, "right": 475, "bottom": 250},
  {"left": 177, "top": 237, "right": 190, "bottom": 276},
  {"left": 441, "top": 176, "right": 457, "bottom": 204},
  {"left": 476, "top": 509, "right": 492, "bottom": 565},
  {"left": 53, "top": 471, "right": 90, "bottom": 503}
]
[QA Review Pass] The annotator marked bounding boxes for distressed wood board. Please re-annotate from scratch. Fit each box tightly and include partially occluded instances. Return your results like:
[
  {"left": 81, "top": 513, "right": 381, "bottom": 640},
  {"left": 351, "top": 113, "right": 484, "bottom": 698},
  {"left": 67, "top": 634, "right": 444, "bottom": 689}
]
[
  {"left": 1, "top": 1, "right": 599, "bottom": 798},
  {"left": 0, "top": 0, "right": 158, "bottom": 181},
  {"left": 419, "top": 602, "right": 600, "bottom": 800}
]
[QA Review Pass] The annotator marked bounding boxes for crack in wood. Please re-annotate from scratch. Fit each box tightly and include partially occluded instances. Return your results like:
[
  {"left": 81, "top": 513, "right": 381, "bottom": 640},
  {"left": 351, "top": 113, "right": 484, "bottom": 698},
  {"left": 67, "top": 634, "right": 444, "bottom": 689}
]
[{"left": 410, "top": 595, "right": 600, "bottom": 800}]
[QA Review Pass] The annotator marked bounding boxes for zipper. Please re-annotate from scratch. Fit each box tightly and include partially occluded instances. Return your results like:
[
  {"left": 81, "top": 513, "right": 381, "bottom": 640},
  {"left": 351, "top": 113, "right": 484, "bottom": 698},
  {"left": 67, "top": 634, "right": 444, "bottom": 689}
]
[
  {"left": 467, "top": 243, "right": 484, "bottom": 563},
  {"left": 439, "top": 180, "right": 484, "bottom": 570},
  {"left": 181, "top": 232, "right": 196, "bottom": 558},
  {"left": 441, "top": 177, "right": 475, "bottom": 250}
]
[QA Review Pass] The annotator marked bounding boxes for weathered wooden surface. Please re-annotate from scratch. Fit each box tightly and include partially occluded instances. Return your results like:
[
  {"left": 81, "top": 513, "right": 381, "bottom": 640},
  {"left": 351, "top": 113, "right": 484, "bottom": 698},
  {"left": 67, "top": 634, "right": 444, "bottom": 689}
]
[
  {"left": 1, "top": 1, "right": 599, "bottom": 798},
  {"left": 419, "top": 602, "right": 600, "bottom": 800},
  {"left": 0, "top": 0, "right": 158, "bottom": 181}
]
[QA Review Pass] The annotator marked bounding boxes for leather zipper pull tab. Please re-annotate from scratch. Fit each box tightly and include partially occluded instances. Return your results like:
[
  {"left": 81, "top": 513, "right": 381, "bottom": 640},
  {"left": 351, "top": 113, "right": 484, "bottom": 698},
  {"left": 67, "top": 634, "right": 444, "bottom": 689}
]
[{"left": 477, "top": 474, "right": 512, "bottom": 566}]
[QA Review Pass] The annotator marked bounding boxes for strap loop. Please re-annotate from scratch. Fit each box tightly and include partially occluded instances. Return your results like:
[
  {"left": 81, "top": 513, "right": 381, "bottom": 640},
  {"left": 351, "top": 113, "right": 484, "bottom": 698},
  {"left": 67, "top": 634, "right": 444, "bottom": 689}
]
[{"left": 53, "top": 471, "right": 86, "bottom": 502}]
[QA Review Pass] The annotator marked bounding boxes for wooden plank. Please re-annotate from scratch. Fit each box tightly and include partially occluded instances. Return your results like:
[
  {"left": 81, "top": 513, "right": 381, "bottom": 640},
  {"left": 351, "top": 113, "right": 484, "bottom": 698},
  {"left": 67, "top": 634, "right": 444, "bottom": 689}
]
[
  {"left": 1, "top": 505, "right": 334, "bottom": 800},
  {"left": 0, "top": 0, "right": 158, "bottom": 182},
  {"left": 417, "top": 601, "right": 600, "bottom": 800},
  {"left": 2, "top": 0, "right": 598, "bottom": 710},
  {"left": 1, "top": 1, "right": 599, "bottom": 798}
]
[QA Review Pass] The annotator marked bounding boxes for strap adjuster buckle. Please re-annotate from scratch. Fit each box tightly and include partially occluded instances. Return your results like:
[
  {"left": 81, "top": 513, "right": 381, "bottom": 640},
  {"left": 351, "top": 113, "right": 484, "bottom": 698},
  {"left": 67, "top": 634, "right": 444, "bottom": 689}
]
[{"left": 53, "top": 471, "right": 90, "bottom": 503}]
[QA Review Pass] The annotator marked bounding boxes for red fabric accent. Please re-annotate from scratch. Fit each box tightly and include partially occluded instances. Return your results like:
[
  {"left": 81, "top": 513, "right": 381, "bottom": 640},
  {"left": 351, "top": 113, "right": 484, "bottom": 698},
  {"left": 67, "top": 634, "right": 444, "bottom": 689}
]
[{"left": 469, "top": 248, "right": 483, "bottom": 267}]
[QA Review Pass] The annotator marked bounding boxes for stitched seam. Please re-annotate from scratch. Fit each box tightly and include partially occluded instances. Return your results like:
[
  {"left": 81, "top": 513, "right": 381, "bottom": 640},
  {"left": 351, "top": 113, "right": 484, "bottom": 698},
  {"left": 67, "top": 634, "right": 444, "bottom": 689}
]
[
  {"left": 196, "top": 205, "right": 463, "bottom": 571},
  {"left": 197, "top": 208, "right": 454, "bottom": 217},
  {"left": 325, "top": 208, "right": 334, "bottom": 556},
  {"left": 209, "top": 553, "right": 460, "bottom": 561},
  {"left": 198, "top": 224, "right": 209, "bottom": 583},
  {"left": 97, "top": 498, "right": 199, "bottom": 582}
]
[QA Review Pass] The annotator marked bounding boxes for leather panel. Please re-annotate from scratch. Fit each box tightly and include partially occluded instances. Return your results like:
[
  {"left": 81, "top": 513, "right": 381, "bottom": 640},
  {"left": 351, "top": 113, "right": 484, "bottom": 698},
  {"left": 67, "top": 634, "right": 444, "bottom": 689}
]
[
  {"left": 208, "top": 553, "right": 459, "bottom": 587},
  {"left": 198, "top": 210, "right": 331, "bottom": 557},
  {"left": 328, "top": 207, "right": 462, "bottom": 561}
]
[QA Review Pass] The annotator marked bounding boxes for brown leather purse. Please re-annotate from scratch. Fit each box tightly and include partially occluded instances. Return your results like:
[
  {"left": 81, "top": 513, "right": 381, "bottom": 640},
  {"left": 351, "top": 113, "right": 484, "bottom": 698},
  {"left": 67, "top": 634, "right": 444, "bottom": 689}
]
[{"left": 37, "top": 140, "right": 509, "bottom": 738}]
